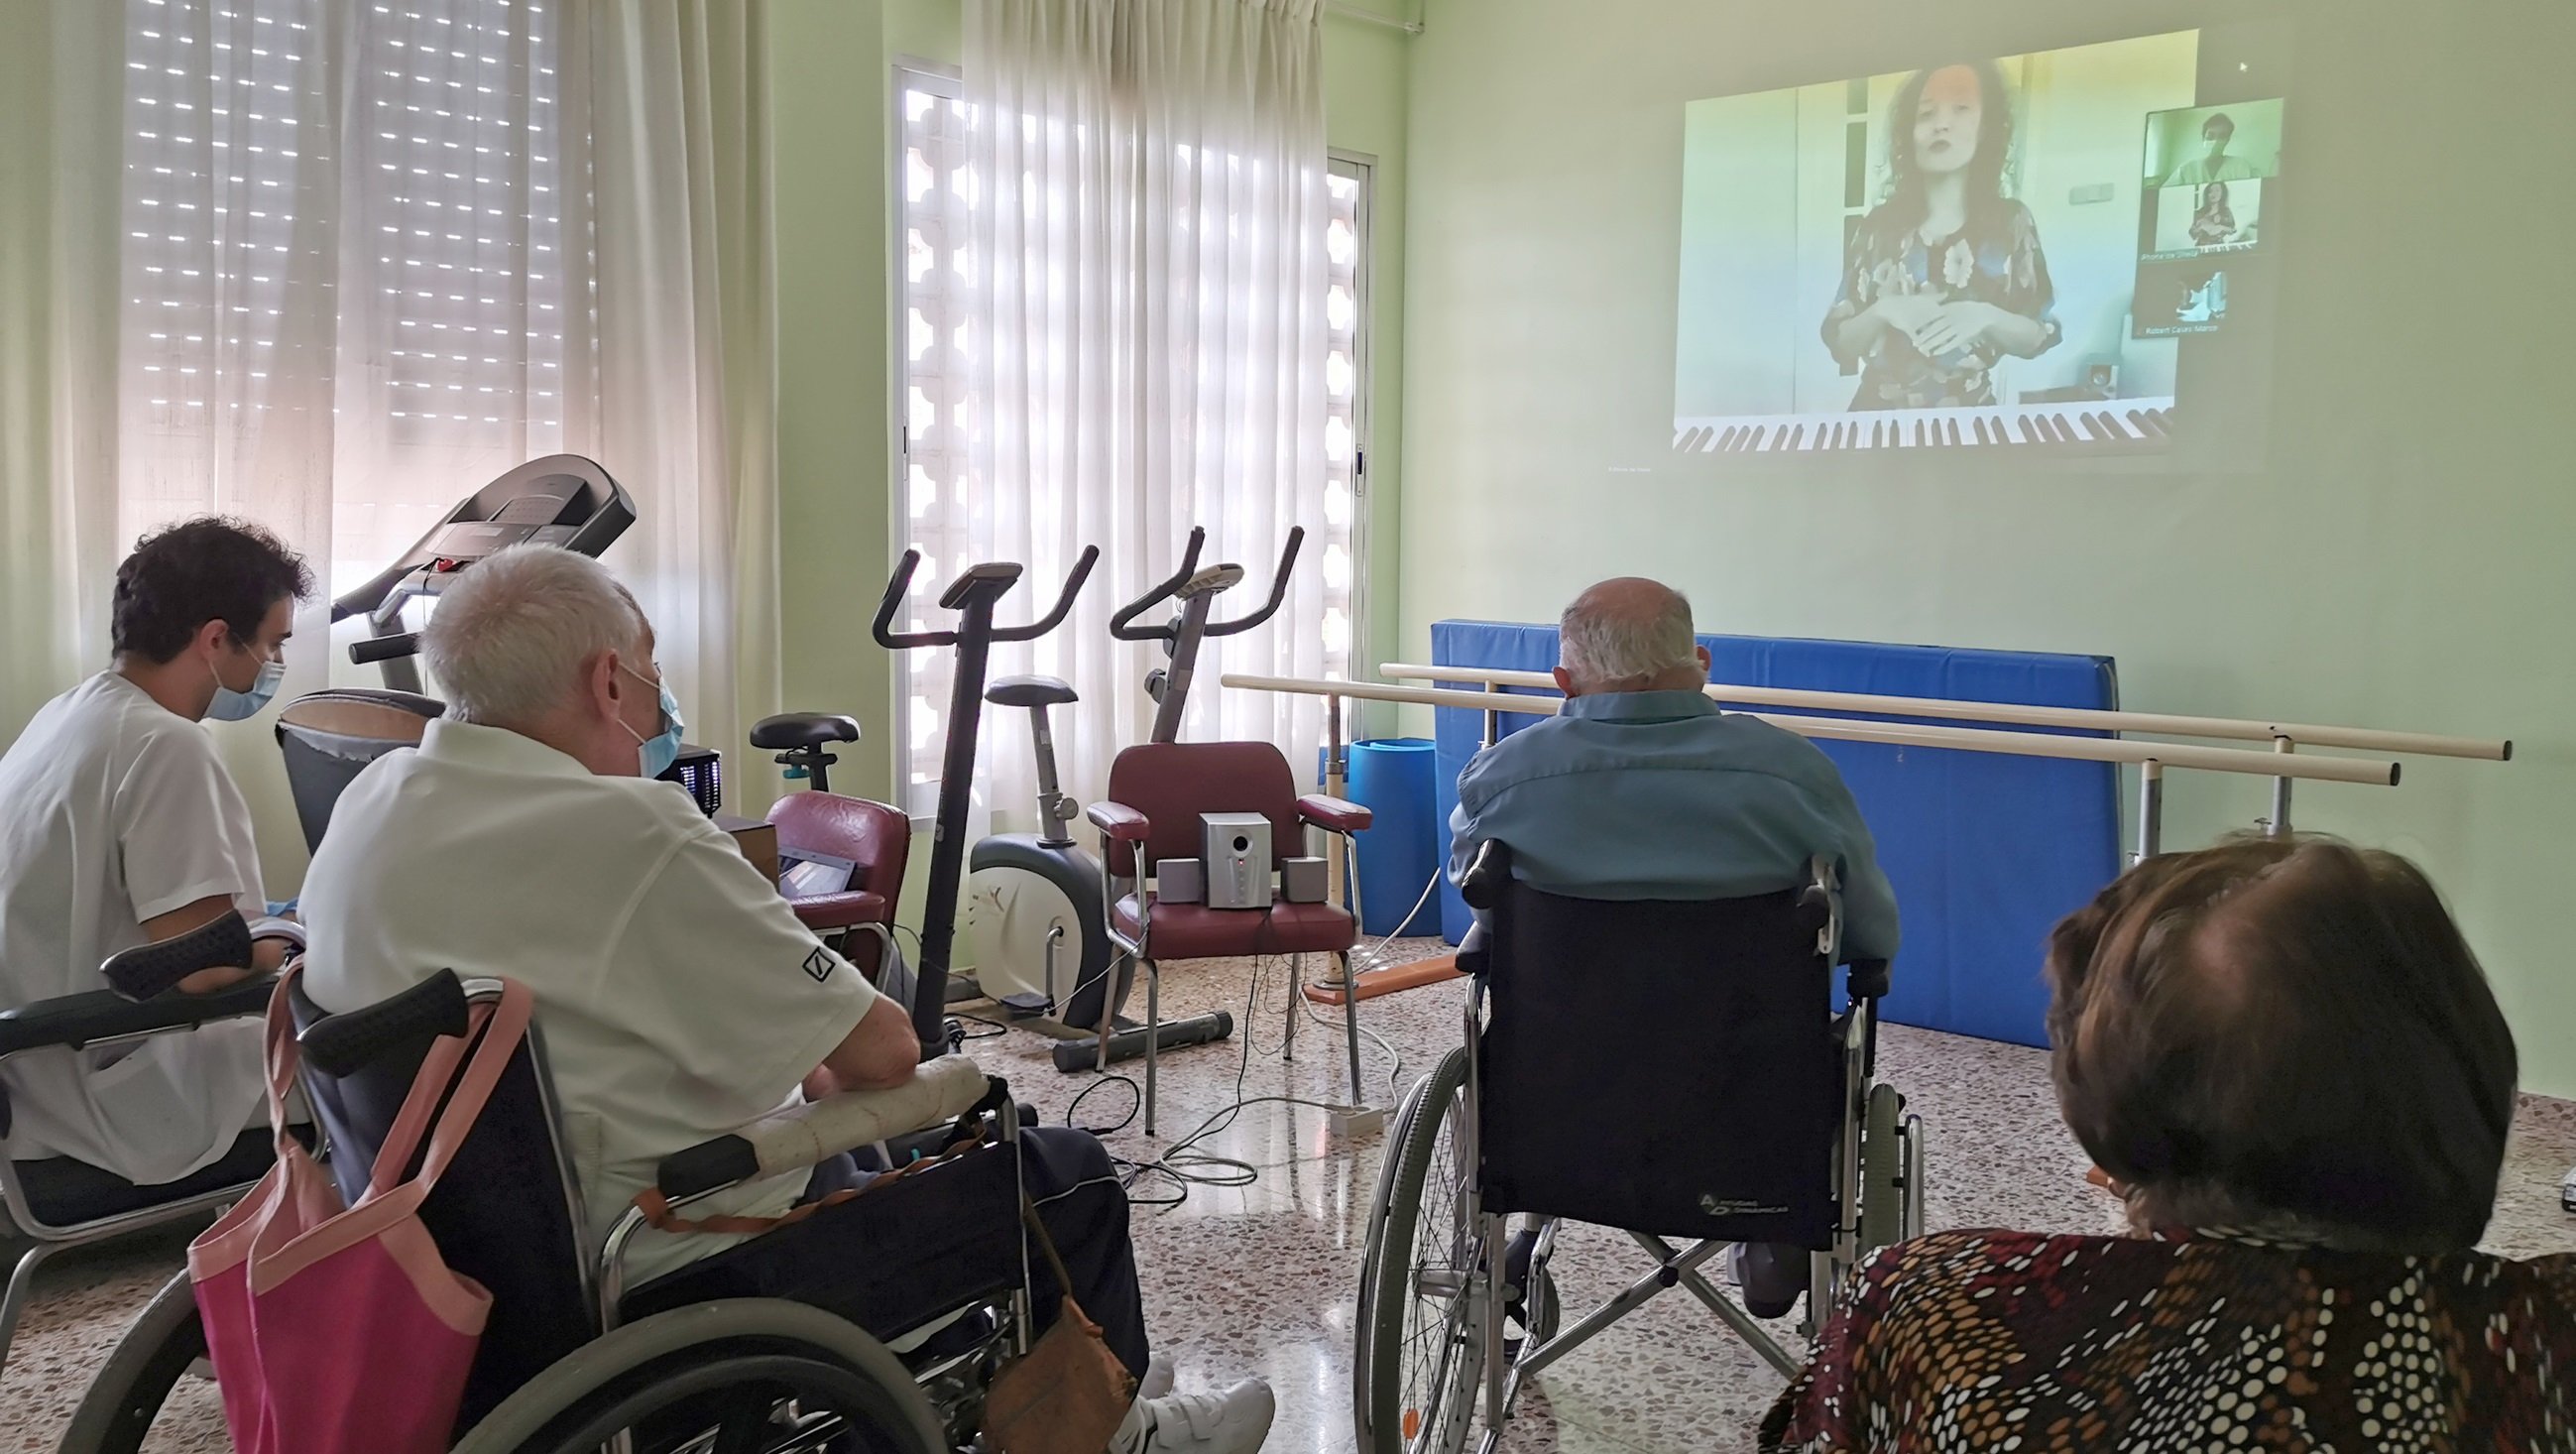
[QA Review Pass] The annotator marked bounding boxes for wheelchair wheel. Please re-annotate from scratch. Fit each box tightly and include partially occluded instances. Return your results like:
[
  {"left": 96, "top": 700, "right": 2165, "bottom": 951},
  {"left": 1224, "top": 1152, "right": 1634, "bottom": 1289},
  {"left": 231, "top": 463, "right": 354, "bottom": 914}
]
[
  {"left": 1858, "top": 1082, "right": 1906, "bottom": 1253},
  {"left": 57, "top": 1270, "right": 215, "bottom": 1454},
  {"left": 455, "top": 1299, "right": 948, "bottom": 1454},
  {"left": 1357, "top": 1046, "right": 1484, "bottom": 1454},
  {"left": 516, "top": 1350, "right": 930, "bottom": 1453}
]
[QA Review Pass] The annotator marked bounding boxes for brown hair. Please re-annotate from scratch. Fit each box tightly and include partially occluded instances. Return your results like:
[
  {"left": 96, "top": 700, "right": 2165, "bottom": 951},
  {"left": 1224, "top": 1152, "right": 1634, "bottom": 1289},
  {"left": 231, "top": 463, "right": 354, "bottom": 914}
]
[{"left": 2045, "top": 835, "right": 2517, "bottom": 1251}]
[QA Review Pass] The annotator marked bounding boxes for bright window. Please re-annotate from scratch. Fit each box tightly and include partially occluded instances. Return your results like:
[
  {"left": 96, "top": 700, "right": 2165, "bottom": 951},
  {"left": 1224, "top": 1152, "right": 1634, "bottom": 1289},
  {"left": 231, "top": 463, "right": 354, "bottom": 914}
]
[
  {"left": 890, "top": 67, "right": 1366, "bottom": 815},
  {"left": 116, "top": 0, "right": 577, "bottom": 603}
]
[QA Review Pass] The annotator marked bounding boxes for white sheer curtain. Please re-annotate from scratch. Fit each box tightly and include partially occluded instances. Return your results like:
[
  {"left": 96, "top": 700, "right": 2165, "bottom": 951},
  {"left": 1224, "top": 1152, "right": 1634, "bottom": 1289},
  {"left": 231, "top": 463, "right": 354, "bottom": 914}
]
[
  {"left": 1, "top": 0, "right": 776, "bottom": 883},
  {"left": 954, "top": 0, "right": 1330, "bottom": 831}
]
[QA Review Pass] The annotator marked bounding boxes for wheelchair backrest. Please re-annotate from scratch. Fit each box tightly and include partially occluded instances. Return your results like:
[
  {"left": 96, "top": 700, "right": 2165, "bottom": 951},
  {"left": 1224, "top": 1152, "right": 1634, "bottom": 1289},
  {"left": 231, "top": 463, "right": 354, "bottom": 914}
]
[
  {"left": 1471, "top": 844, "right": 1841, "bottom": 1250},
  {"left": 1101, "top": 740, "right": 1301, "bottom": 878},
  {"left": 288, "top": 973, "right": 597, "bottom": 1434}
]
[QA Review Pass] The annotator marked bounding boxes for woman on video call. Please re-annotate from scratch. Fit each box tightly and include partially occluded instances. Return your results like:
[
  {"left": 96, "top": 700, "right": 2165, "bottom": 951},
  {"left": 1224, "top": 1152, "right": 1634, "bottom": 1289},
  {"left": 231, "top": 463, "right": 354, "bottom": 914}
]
[
  {"left": 2188, "top": 180, "right": 2240, "bottom": 248},
  {"left": 1820, "top": 61, "right": 2061, "bottom": 410}
]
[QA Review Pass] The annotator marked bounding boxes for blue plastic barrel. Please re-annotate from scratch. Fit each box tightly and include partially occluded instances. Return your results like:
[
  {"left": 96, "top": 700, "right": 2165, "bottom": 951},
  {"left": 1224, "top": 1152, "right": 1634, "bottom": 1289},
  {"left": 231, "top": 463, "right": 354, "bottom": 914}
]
[{"left": 1345, "top": 738, "right": 1440, "bottom": 936}]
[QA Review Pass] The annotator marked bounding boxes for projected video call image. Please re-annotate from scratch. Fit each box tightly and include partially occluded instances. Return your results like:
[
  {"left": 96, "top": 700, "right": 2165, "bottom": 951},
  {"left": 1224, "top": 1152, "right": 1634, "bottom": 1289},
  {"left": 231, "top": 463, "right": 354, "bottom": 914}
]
[{"left": 1672, "top": 30, "right": 2286, "bottom": 453}]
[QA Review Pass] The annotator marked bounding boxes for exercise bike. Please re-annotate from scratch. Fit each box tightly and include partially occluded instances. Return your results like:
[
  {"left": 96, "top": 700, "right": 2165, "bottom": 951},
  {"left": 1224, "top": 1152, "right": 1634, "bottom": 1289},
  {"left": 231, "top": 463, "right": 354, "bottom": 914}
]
[
  {"left": 963, "top": 529, "right": 1301, "bottom": 1073},
  {"left": 876, "top": 546, "right": 1235, "bottom": 1064},
  {"left": 1112, "top": 526, "right": 1304, "bottom": 746}
]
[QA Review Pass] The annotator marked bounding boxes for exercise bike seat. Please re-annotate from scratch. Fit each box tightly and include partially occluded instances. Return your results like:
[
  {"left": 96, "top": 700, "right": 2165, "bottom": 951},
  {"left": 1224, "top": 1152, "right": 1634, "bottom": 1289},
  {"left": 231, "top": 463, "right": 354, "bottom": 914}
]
[
  {"left": 750, "top": 712, "right": 862, "bottom": 751},
  {"left": 986, "top": 674, "right": 1078, "bottom": 709}
]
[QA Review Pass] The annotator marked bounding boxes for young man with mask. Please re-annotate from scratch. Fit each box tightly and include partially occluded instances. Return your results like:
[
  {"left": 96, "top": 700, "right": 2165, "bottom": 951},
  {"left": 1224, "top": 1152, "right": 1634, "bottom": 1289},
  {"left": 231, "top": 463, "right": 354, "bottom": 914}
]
[{"left": 0, "top": 518, "right": 312, "bottom": 1186}]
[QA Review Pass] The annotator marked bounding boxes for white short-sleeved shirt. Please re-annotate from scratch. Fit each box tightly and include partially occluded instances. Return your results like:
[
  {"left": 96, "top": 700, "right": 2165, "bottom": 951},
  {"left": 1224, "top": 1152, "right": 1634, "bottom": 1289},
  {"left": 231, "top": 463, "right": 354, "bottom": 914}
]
[
  {"left": 0, "top": 672, "right": 270, "bottom": 1184},
  {"left": 296, "top": 719, "right": 879, "bottom": 1286}
]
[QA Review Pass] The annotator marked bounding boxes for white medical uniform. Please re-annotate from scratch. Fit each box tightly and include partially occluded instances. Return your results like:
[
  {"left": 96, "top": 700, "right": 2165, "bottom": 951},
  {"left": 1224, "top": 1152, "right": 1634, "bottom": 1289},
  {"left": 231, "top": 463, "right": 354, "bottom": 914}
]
[
  {"left": 297, "top": 719, "right": 880, "bottom": 1287},
  {"left": 0, "top": 672, "right": 269, "bottom": 1184}
]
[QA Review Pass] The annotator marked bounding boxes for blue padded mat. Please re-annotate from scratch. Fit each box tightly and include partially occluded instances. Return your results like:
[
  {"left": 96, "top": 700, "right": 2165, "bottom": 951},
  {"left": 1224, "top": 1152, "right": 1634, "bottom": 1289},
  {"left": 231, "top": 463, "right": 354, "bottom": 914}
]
[{"left": 1429, "top": 621, "right": 2121, "bottom": 1047}]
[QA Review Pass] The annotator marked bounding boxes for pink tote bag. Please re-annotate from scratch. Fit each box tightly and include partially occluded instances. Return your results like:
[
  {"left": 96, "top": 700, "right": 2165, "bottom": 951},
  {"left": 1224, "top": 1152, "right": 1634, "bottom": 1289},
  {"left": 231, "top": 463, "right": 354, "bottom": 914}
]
[{"left": 188, "top": 967, "right": 532, "bottom": 1454}]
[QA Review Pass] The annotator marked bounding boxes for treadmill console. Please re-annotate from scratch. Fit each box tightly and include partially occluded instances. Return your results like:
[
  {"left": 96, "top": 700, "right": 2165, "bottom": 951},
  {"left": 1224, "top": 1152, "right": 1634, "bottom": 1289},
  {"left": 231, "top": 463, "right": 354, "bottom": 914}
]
[{"left": 333, "top": 454, "right": 635, "bottom": 624}]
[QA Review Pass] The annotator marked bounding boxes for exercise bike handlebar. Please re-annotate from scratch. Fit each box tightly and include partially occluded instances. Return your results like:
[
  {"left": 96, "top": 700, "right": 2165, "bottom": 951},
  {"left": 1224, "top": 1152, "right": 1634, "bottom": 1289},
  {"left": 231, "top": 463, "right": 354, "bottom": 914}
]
[
  {"left": 995, "top": 545, "right": 1099, "bottom": 642},
  {"left": 872, "top": 550, "right": 950, "bottom": 649},
  {"left": 1109, "top": 528, "right": 1208, "bottom": 641},
  {"left": 1211, "top": 527, "right": 1303, "bottom": 639},
  {"left": 1107, "top": 526, "right": 1304, "bottom": 641},
  {"left": 872, "top": 545, "right": 1102, "bottom": 650}
]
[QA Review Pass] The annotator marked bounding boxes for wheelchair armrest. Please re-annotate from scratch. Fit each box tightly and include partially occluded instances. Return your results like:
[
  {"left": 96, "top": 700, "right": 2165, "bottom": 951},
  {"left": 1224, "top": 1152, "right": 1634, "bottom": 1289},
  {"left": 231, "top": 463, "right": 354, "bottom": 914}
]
[
  {"left": 1845, "top": 958, "right": 1891, "bottom": 1002},
  {"left": 0, "top": 977, "right": 278, "bottom": 1059},
  {"left": 1295, "top": 793, "right": 1372, "bottom": 834},
  {"left": 653, "top": 1056, "right": 997, "bottom": 1202},
  {"left": 1085, "top": 800, "right": 1149, "bottom": 843}
]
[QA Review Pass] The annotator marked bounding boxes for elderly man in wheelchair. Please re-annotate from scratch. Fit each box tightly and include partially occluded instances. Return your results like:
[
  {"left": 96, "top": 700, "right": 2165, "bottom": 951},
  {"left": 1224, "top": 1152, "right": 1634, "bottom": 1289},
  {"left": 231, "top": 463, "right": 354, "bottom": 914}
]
[
  {"left": 60, "top": 544, "right": 1273, "bottom": 1454},
  {"left": 1351, "top": 578, "right": 1925, "bottom": 1453}
]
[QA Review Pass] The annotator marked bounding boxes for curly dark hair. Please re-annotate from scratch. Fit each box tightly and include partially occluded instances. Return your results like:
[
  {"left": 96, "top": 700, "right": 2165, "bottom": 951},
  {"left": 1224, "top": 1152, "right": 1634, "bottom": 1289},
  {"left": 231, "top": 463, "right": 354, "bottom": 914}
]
[
  {"left": 1879, "top": 61, "right": 2019, "bottom": 236},
  {"left": 2045, "top": 835, "right": 2517, "bottom": 1252},
  {"left": 111, "top": 517, "right": 314, "bottom": 664}
]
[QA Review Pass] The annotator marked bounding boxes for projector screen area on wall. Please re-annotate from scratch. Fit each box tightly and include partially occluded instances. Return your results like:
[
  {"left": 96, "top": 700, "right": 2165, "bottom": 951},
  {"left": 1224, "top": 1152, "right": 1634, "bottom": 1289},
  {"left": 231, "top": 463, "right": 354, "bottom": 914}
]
[{"left": 1672, "top": 29, "right": 2286, "bottom": 457}]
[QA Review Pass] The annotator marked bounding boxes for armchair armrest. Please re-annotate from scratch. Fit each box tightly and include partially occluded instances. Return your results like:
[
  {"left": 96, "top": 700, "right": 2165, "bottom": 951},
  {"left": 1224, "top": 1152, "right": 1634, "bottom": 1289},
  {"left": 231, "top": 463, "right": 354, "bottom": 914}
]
[
  {"left": 1085, "top": 799, "right": 1150, "bottom": 844},
  {"left": 653, "top": 1055, "right": 996, "bottom": 1201},
  {"left": 0, "top": 978, "right": 279, "bottom": 1059},
  {"left": 1295, "top": 793, "right": 1372, "bottom": 833}
]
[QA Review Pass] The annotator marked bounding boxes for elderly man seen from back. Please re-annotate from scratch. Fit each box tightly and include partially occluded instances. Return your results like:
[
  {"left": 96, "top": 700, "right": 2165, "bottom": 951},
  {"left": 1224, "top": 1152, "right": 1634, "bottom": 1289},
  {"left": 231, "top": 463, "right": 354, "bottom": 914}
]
[
  {"left": 1446, "top": 577, "right": 1899, "bottom": 1321},
  {"left": 1447, "top": 577, "right": 1899, "bottom": 959},
  {"left": 298, "top": 545, "right": 1274, "bottom": 1454}
]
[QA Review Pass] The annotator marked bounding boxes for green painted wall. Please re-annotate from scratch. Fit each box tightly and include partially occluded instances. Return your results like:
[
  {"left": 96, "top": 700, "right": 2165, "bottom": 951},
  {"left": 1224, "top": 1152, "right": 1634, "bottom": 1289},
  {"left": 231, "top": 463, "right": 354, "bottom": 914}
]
[
  {"left": 1394, "top": 0, "right": 2576, "bottom": 1093},
  {"left": 766, "top": 0, "right": 1413, "bottom": 951}
]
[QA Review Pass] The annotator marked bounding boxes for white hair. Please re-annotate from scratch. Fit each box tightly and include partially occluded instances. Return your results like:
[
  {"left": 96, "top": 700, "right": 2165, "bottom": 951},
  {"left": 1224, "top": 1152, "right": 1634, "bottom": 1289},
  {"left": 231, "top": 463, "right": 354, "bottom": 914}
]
[
  {"left": 1559, "top": 579, "right": 1698, "bottom": 689},
  {"left": 422, "top": 545, "right": 648, "bottom": 727}
]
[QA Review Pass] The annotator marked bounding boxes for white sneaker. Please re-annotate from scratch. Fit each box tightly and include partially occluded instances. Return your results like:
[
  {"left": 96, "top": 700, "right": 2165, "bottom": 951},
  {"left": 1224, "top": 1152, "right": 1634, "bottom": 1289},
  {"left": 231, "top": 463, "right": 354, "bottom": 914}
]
[
  {"left": 1110, "top": 1380, "right": 1275, "bottom": 1454},
  {"left": 1139, "top": 1354, "right": 1175, "bottom": 1401}
]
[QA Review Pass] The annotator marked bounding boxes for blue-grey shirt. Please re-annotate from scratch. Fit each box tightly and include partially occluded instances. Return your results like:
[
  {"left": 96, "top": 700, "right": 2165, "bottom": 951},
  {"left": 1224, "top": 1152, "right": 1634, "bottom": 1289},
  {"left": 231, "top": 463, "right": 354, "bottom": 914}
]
[{"left": 1446, "top": 689, "right": 1900, "bottom": 960}]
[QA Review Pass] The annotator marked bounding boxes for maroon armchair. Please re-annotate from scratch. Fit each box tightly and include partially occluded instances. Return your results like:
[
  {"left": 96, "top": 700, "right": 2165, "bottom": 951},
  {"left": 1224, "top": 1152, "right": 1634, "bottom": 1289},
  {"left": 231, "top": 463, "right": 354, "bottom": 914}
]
[
  {"left": 766, "top": 790, "right": 910, "bottom": 987},
  {"left": 1087, "top": 740, "right": 1373, "bottom": 1133}
]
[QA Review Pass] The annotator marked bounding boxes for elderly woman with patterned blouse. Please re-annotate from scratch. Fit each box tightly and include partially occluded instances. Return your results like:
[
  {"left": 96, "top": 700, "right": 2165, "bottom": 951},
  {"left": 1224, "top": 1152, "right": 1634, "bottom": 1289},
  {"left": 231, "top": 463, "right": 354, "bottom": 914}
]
[{"left": 1762, "top": 836, "right": 2576, "bottom": 1452}]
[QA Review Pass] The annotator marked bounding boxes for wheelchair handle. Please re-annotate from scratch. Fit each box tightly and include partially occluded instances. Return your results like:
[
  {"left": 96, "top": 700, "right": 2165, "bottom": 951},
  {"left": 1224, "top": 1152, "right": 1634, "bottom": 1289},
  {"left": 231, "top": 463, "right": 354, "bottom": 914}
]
[
  {"left": 1205, "top": 528, "right": 1303, "bottom": 639},
  {"left": 1459, "top": 838, "right": 1512, "bottom": 911},
  {"left": 100, "top": 910, "right": 256, "bottom": 1002},
  {"left": 1110, "top": 529, "right": 1209, "bottom": 641},
  {"left": 992, "top": 545, "right": 1100, "bottom": 644},
  {"left": 298, "top": 968, "right": 471, "bottom": 1079}
]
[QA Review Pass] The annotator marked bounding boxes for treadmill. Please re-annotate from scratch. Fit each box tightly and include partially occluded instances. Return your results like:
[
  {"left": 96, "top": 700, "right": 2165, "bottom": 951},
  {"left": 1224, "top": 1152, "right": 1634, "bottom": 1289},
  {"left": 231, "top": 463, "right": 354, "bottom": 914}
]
[
  {"left": 276, "top": 455, "right": 636, "bottom": 852},
  {"left": 336, "top": 455, "right": 636, "bottom": 694}
]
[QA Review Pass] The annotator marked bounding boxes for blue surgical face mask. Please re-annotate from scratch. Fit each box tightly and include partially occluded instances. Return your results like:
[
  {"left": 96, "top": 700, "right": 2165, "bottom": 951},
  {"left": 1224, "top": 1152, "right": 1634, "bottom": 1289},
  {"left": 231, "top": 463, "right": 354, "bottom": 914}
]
[
  {"left": 619, "top": 662, "right": 685, "bottom": 779},
  {"left": 207, "top": 650, "right": 287, "bottom": 722}
]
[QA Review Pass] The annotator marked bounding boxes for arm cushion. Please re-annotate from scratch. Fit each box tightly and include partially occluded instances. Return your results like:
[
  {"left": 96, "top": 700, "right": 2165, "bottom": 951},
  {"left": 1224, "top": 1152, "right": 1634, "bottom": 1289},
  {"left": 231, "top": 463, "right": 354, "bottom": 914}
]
[
  {"left": 1296, "top": 793, "right": 1372, "bottom": 833},
  {"left": 1086, "top": 799, "right": 1150, "bottom": 843},
  {"left": 653, "top": 1055, "right": 992, "bottom": 1200},
  {"left": 0, "top": 978, "right": 278, "bottom": 1058}
]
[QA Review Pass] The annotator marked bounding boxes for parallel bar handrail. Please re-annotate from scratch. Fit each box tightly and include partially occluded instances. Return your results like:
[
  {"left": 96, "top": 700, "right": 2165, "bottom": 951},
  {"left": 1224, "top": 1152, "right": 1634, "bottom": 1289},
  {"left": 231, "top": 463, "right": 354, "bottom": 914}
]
[
  {"left": 1227, "top": 674, "right": 2400, "bottom": 787},
  {"left": 1378, "top": 663, "right": 2510, "bottom": 763}
]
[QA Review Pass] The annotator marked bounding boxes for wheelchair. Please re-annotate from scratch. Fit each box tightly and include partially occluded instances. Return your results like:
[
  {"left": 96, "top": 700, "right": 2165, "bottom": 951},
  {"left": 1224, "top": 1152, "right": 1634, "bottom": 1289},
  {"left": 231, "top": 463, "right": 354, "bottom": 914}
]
[
  {"left": 60, "top": 970, "right": 1041, "bottom": 1453},
  {"left": 1350, "top": 842, "right": 1928, "bottom": 1454},
  {"left": 0, "top": 913, "right": 282, "bottom": 1377}
]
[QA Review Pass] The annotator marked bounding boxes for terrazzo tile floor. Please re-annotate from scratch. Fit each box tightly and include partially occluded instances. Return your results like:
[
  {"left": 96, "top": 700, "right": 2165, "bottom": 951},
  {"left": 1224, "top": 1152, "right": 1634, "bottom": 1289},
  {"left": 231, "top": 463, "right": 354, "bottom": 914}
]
[{"left": 5, "top": 941, "right": 2572, "bottom": 1451}]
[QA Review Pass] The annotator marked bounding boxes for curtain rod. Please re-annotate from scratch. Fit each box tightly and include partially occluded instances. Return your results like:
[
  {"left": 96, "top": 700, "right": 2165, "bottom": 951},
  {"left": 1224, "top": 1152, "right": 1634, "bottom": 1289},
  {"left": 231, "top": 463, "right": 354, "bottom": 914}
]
[{"left": 1325, "top": 2, "right": 1423, "bottom": 36}]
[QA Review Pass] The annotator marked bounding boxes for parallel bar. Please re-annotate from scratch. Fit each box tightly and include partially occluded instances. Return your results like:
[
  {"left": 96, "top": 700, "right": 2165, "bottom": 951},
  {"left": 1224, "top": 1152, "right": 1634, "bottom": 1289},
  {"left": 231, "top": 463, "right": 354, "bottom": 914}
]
[
  {"left": 1325, "top": 0, "right": 1424, "bottom": 34},
  {"left": 1381, "top": 662, "right": 2510, "bottom": 763},
  {"left": 1229, "top": 674, "right": 2401, "bottom": 787}
]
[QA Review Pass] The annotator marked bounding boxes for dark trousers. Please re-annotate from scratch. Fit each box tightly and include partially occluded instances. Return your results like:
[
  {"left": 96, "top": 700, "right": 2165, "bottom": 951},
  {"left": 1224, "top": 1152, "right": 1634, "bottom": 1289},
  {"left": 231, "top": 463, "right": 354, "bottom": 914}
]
[{"left": 800, "top": 1125, "right": 1149, "bottom": 1379}]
